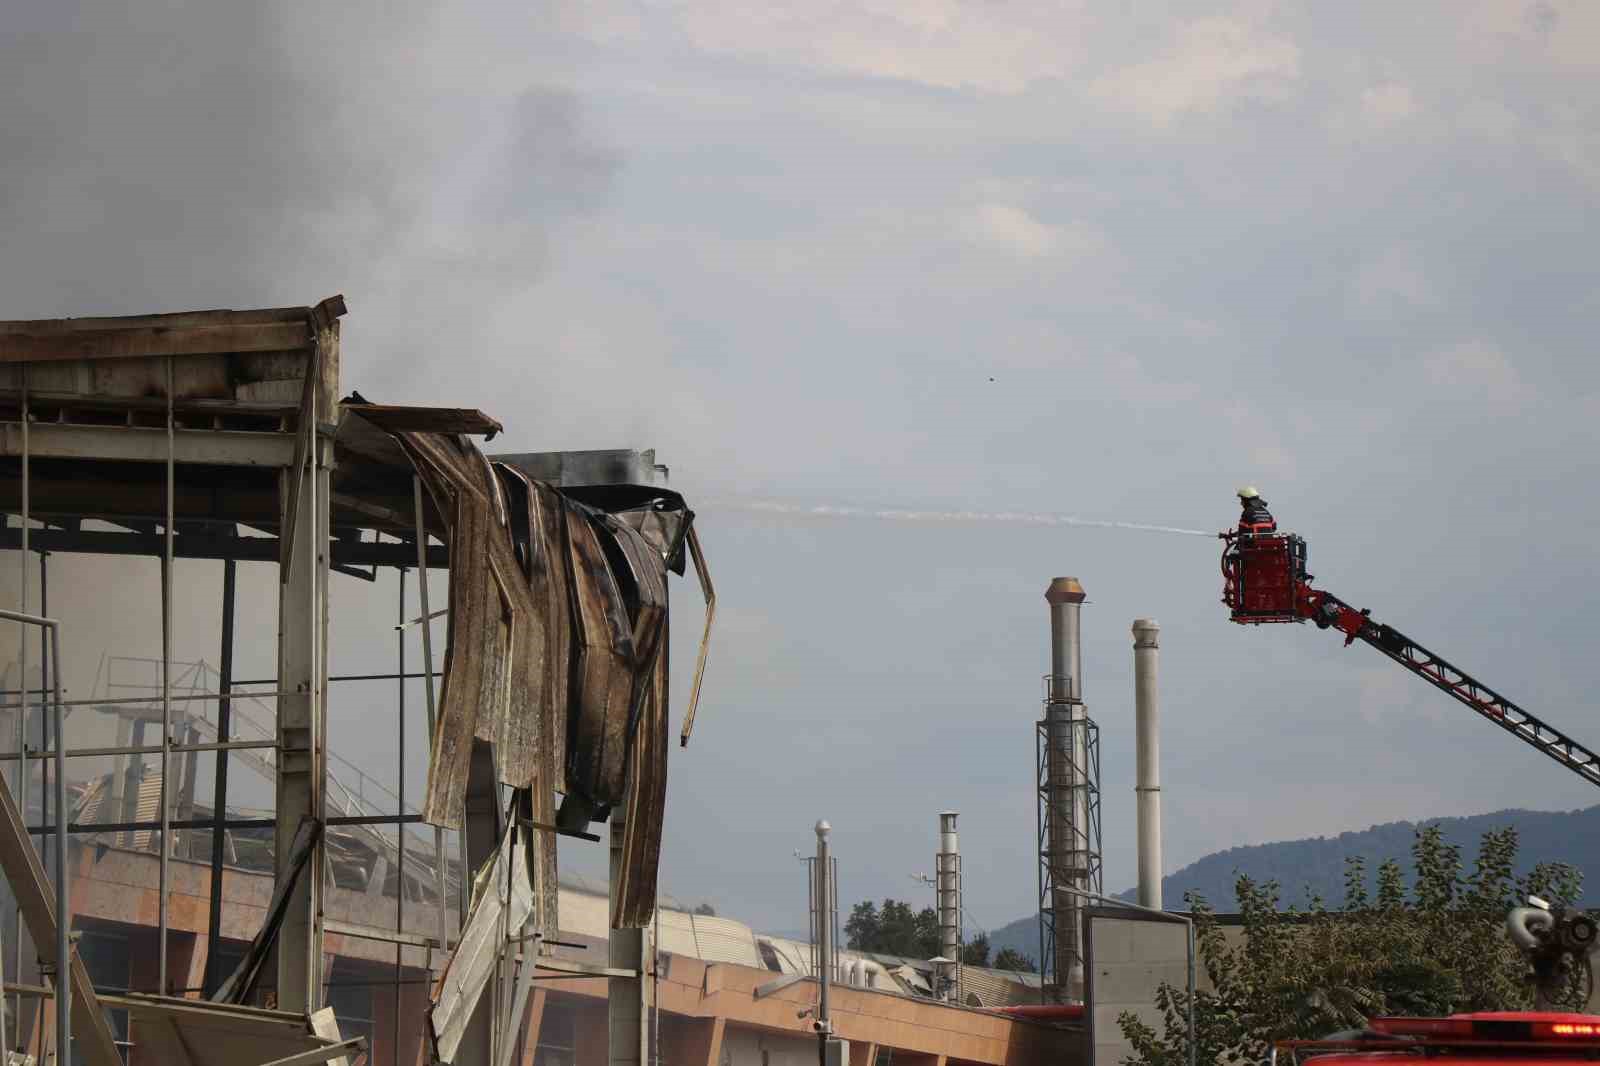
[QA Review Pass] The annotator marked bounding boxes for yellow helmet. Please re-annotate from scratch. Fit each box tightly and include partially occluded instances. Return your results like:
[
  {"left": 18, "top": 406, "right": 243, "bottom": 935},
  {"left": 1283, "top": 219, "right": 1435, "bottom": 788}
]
[{"left": 1237, "top": 485, "right": 1261, "bottom": 499}]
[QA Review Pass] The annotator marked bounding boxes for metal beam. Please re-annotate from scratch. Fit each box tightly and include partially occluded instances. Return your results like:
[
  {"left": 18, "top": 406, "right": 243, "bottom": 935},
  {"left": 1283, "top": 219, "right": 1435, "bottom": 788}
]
[
  {"left": 753, "top": 973, "right": 807, "bottom": 1000},
  {"left": 0, "top": 526, "right": 448, "bottom": 568},
  {"left": 0, "top": 770, "right": 122, "bottom": 1065},
  {"left": 0, "top": 422, "right": 306, "bottom": 467},
  {"left": 203, "top": 558, "right": 237, "bottom": 997},
  {"left": 255, "top": 1037, "right": 369, "bottom": 1066},
  {"left": 274, "top": 458, "right": 328, "bottom": 1011}
]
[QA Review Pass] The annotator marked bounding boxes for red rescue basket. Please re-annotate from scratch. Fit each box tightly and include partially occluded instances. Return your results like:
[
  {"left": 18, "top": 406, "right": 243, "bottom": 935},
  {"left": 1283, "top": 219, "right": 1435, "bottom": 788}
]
[{"left": 1221, "top": 530, "right": 1308, "bottom": 623}]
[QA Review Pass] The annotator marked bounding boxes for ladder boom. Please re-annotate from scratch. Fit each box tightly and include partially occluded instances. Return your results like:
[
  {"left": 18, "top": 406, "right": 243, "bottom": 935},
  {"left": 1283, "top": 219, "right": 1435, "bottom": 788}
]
[
  {"left": 1221, "top": 524, "right": 1600, "bottom": 791},
  {"left": 1319, "top": 590, "right": 1600, "bottom": 789}
]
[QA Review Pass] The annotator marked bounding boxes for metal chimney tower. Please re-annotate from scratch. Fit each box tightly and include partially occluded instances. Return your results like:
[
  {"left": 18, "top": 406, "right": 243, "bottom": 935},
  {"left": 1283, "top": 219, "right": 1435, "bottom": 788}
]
[
  {"left": 1037, "top": 577, "right": 1102, "bottom": 999},
  {"left": 936, "top": 811, "right": 962, "bottom": 1002},
  {"left": 1133, "top": 619, "right": 1164, "bottom": 910}
]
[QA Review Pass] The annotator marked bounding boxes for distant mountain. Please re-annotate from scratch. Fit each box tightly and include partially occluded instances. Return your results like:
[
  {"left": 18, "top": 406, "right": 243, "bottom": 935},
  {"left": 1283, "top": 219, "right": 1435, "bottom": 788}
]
[{"left": 983, "top": 805, "right": 1600, "bottom": 966}]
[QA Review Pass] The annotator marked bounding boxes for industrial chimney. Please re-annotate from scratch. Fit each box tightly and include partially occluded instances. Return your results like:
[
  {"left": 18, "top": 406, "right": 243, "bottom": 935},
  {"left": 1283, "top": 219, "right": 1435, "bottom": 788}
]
[
  {"left": 936, "top": 811, "right": 962, "bottom": 1001},
  {"left": 1132, "top": 619, "right": 1163, "bottom": 910},
  {"left": 1039, "top": 577, "right": 1102, "bottom": 999}
]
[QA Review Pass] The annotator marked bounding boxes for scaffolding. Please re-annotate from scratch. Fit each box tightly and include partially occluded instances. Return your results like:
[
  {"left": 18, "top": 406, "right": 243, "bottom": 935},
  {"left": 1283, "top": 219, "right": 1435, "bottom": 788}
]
[{"left": 1035, "top": 674, "right": 1102, "bottom": 1002}]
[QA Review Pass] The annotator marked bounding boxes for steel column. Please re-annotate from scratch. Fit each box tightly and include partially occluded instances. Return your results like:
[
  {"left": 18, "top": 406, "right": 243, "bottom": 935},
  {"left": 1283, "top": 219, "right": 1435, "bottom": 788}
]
[
  {"left": 275, "top": 451, "right": 330, "bottom": 1011},
  {"left": 202, "top": 558, "right": 238, "bottom": 997},
  {"left": 159, "top": 356, "right": 174, "bottom": 993},
  {"left": 609, "top": 818, "right": 646, "bottom": 1066}
]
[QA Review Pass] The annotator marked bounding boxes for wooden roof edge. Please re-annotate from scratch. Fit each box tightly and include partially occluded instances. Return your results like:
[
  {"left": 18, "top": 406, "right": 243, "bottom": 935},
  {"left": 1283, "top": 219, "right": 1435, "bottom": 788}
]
[
  {"left": 343, "top": 402, "right": 504, "bottom": 438},
  {"left": 0, "top": 295, "right": 345, "bottom": 334}
]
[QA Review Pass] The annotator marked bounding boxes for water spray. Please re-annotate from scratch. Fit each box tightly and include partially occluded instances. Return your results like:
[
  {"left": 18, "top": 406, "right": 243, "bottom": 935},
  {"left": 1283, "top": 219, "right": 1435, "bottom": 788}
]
[{"left": 701, "top": 496, "right": 1212, "bottom": 538}]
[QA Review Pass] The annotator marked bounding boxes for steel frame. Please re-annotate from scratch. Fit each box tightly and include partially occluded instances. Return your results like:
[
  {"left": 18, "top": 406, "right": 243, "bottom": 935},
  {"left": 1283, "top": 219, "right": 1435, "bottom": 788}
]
[
  {"left": 1035, "top": 684, "right": 1102, "bottom": 1001},
  {"left": 0, "top": 337, "right": 654, "bottom": 1065},
  {"left": 0, "top": 347, "right": 470, "bottom": 1063}
]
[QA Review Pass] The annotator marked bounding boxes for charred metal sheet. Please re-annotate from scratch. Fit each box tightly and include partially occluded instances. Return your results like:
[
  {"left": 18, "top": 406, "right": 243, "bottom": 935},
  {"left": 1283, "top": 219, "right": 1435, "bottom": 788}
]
[
  {"left": 679, "top": 525, "right": 716, "bottom": 747},
  {"left": 424, "top": 490, "right": 490, "bottom": 825},
  {"left": 429, "top": 820, "right": 537, "bottom": 1064},
  {"left": 527, "top": 478, "right": 573, "bottom": 796},
  {"left": 339, "top": 403, "right": 502, "bottom": 438},
  {"left": 562, "top": 509, "right": 639, "bottom": 813},
  {"left": 352, "top": 412, "right": 716, "bottom": 932},
  {"left": 613, "top": 616, "right": 670, "bottom": 928},
  {"left": 513, "top": 788, "right": 559, "bottom": 961},
  {"left": 394, "top": 430, "right": 550, "bottom": 828},
  {"left": 559, "top": 484, "right": 692, "bottom": 574},
  {"left": 554, "top": 484, "right": 715, "bottom": 747}
]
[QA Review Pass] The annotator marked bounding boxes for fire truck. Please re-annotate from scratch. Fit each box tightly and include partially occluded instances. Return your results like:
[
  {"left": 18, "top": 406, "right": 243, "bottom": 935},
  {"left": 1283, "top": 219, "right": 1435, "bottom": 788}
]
[{"left": 1220, "top": 507, "right": 1600, "bottom": 1062}]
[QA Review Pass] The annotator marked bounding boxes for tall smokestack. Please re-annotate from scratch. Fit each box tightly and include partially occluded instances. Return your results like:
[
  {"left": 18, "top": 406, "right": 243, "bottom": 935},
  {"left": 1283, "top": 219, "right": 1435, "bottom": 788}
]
[
  {"left": 1043, "top": 576, "right": 1096, "bottom": 996},
  {"left": 1132, "top": 619, "right": 1163, "bottom": 910},
  {"left": 936, "top": 811, "right": 961, "bottom": 1001}
]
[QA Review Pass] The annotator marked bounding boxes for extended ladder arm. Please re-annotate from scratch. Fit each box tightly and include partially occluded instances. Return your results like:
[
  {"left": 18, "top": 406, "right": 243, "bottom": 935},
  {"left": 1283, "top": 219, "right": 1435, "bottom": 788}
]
[{"left": 1299, "top": 586, "right": 1600, "bottom": 789}]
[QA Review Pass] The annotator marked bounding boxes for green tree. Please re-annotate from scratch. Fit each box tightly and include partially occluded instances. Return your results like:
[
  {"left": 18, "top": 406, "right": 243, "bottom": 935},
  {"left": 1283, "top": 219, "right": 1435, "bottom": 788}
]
[
  {"left": 1118, "top": 826, "right": 1585, "bottom": 1066},
  {"left": 845, "top": 898, "right": 941, "bottom": 957},
  {"left": 962, "top": 933, "right": 991, "bottom": 967},
  {"left": 992, "top": 947, "right": 1037, "bottom": 973}
]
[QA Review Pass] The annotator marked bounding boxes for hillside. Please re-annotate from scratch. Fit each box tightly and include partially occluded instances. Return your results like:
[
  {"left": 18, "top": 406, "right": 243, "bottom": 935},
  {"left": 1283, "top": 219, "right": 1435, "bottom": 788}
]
[{"left": 984, "top": 804, "right": 1600, "bottom": 967}]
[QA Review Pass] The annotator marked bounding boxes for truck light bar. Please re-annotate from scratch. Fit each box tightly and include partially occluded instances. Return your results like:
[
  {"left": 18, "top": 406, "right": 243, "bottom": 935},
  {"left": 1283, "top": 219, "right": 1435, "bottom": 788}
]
[{"left": 1368, "top": 1015, "right": 1600, "bottom": 1042}]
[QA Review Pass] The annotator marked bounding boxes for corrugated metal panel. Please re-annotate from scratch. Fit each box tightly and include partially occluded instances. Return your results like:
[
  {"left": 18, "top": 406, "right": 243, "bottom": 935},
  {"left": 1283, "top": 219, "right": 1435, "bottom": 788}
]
[
  {"left": 129, "top": 773, "right": 163, "bottom": 850},
  {"left": 759, "top": 937, "right": 813, "bottom": 976},
  {"left": 690, "top": 915, "right": 762, "bottom": 968},
  {"left": 959, "top": 966, "right": 1035, "bottom": 1008},
  {"left": 655, "top": 909, "right": 699, "bottom": 958}
]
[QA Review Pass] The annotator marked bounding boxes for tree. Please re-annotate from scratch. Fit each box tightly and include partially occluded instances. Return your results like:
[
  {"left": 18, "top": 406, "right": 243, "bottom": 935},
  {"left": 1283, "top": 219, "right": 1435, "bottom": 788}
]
[
  {"left": 1118, "top": 825, "right": 1585, "bottom": 1066},
  {"left": 962, "top": 933, "right": 991, "bottom": 967},
  {"left": 845, "top": 898, "right": 941, "bottom": 957},
  {"left": 692, "top": 902, "right": 716, "bottom": 917},
  {"left": 992, "top": 947, "right": 1037, "bottom": 973}
]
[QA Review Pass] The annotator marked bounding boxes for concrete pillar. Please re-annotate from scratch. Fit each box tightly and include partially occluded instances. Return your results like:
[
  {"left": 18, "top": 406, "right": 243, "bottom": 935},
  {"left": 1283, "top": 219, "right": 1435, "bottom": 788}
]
[
  {"left": 275, "top": 455, "right": 330, "bottom": 1012},
  {"left": 670, "top": 1016, "right": 725, "bottom": 1066},
  {"left": 1132, "top": 619, "right": 1163, "bottom": 911}
]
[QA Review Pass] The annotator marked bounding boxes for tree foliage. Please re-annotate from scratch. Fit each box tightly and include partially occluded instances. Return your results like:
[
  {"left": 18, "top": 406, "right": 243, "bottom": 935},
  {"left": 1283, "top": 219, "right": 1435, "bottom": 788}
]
[
  {"left": 1118, "top": 826, "right": 1584, "bottom": 1066},
  {"left": 845, "top": 898, "right": 941, "bottom": 958},
  {"left": 963, "top": 932, "right": 992, "bottom": 967},
  {"left": 993, "top": 947, "right": 1038, "bottom": 973}
]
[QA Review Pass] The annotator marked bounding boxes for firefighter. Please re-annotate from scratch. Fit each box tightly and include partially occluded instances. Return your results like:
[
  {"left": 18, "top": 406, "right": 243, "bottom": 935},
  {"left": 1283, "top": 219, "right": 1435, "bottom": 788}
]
[{"left": 1237, "top": 485, "right": 1276, "bottom": 535}]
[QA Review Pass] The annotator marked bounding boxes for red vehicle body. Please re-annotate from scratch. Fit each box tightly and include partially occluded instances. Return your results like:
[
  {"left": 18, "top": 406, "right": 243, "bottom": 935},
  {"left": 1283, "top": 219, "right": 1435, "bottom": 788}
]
[{"left": 1279, "top": 1013, "right": 1600, "bottom": 1064}]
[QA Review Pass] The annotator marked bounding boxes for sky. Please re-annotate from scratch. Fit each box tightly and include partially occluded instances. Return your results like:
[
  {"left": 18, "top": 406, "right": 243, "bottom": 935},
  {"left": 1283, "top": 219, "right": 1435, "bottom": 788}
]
[{"left": 1, "top": 0, "right": 1599, "bottom": 937}]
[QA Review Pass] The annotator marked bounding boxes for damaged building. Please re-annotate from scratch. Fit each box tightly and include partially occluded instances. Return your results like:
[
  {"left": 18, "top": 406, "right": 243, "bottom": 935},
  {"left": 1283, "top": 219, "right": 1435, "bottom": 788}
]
[{"left": 0, "top": 298, "right": 1079, "bottom": 1065}]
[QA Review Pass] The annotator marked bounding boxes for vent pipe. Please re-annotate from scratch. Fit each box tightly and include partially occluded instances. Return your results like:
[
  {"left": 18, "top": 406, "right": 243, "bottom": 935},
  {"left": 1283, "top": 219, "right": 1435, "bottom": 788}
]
[
  {"left": 1044, "top": 577, "right": 1093, "bottom": 995},
  {"left": 1132, "top": 619, "right": 1163, "bottom": 910},
  {"left": 936, "top": 811, "right": 962, "bottom": 1001},
  {"left": 815, "top": 820, "right": 834, "bottom": 1038}
]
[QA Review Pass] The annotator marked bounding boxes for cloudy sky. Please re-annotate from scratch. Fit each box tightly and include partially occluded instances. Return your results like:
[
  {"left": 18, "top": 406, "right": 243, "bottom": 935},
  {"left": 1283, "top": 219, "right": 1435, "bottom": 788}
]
[{"left": 3, "top": 0, "right": 1599, "bottom": 935}]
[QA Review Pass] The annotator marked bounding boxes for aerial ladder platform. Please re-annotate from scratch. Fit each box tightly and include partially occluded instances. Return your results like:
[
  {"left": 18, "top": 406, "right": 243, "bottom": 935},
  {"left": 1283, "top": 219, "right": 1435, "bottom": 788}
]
[{"left": 1220, "top": 515, "right": 1600, "bottom": 789}]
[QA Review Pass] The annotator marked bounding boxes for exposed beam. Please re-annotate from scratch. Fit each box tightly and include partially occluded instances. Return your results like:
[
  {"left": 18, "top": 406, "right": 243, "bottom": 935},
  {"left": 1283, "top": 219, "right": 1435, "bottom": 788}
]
[
  {"left": 0, "top": 773, "right": 123, "bottom": 1065},
  {"left": 256, "top": 1038, "right": 369, "bottom": 1066},
  {"left": 0, "top": 321, "right": 310, "bottom": 363},
  {"left": 0, "top": 422, "right": 307, "bottom": 467},
  {"left": 0, "top": 527, "right": 448, "bottom": 568}
]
